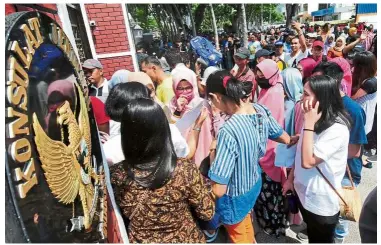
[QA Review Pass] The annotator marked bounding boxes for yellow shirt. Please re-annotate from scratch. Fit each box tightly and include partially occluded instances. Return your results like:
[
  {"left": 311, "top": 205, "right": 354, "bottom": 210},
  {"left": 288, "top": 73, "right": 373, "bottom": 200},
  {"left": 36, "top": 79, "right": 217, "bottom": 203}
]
[{"left": 156, "top": 76, "right": 175, "bottom": 104}]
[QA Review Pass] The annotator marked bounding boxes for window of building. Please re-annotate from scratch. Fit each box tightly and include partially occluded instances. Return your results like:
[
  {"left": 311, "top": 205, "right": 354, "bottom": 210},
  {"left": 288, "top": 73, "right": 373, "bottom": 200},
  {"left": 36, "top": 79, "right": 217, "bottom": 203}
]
[{"left": 303, "top": 4, "right": 308, "bottom": 12}]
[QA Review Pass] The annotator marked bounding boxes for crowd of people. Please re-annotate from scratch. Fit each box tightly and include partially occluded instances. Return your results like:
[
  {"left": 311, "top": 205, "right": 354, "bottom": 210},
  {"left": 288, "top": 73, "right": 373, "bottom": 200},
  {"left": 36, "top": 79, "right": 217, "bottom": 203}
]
[{"left": 77, "top": 20, "right": 377, "bottom": 243}]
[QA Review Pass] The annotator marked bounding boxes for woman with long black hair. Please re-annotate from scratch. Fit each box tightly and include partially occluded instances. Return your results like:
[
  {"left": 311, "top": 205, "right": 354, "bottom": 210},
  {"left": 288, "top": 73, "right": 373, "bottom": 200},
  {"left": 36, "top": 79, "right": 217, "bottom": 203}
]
[
  {"left": 206, "top": 70, "right": 293, "bottom": 243},
  {"left": 283, "top": 75, "right": 352, "bottom": 243},
  {"left": 351, "top": 51, "right": 377, "bottom": 166},
  {"left": 109, "top": 99, "right": 214, "bottom": 243}
]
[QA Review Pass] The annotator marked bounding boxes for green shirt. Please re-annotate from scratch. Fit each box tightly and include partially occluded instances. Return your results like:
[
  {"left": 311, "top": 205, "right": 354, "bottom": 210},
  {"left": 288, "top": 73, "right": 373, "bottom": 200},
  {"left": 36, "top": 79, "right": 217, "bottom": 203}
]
[{"left": 156, "top": 76, "right": 175, "bottom": 104}]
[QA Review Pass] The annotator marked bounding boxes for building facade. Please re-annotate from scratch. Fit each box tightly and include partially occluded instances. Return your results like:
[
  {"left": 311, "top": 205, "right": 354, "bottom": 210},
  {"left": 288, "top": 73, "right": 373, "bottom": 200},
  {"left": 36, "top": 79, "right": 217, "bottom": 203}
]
[
  {"left": 311, "top": 3, "right": 355, "bottom": 22},
  {"left": 356, "top": 4, "right": 377, "bottom": 28},
  {"left": 6, "top": 3, "right": 138, "bottom": 79}
]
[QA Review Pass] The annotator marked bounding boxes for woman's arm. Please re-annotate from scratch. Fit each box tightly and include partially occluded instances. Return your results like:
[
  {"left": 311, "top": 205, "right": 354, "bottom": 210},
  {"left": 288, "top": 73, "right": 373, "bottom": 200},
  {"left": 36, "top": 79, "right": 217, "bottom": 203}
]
[
  {"left": 351, "top": 88, "right": 367, "bottom": 100},
  {"left": 282, "top": 167, "right": 295, "bottom": 196},
  {"left": 342, "top": 38, "right": 361, "bottom": 55},
  {"left": 212, "top": 183, "right": 228, "bottom": 199},
  {"left": 273, "top": 131, "right": 291, "bottom": 145},
  {"left": 301, "top": 129, "right": 324, "bottom": 169},
  {"left": 343, "top": 32, "right": 367, "bottom": 55},
  {"left": 301, "top": 100, "right": 324, "bottom": 169}
]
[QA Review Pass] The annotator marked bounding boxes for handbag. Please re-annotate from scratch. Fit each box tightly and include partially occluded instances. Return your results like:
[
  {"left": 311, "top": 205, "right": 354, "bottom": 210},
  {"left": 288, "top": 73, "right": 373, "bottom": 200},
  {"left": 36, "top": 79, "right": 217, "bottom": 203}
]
[{"left": 316, "top": 165, "right": 362, "bottom": 222}]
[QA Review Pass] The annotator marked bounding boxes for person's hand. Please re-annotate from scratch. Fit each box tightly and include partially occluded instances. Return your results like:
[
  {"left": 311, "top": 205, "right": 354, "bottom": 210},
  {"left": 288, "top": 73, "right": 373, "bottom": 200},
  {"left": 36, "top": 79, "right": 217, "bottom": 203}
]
[
  {"left": 176, "top": 96, "right": 188, "bottom": 112},
  {"left": 99, "top": 131, "right": 110, "bottom": 144},
  {"left": 210, "top": 103, "right": 221, "bottom": 116},
  {"left": 33, "top": 213, "right": 39, "bottom": 224},
  {"left": 230, "top": 69, "right": 237, "bottom": 76},
  {"left": 360, "top": 30, "right": 368, "bottom": 41},
  {"left": 195, "top": 107, "right": 209, "bottom": 126},
  {"left": 288, "top": 134, "right": 300, "bottom": 148},
  {"left": 282, "top": 178, "right": 294, "bottom": 196},
  {"left": 291, "top": 21, "right": 301, "bottom": 31},
  {"left": 302, "top": 100, "right": 321, "bottom": 128}
]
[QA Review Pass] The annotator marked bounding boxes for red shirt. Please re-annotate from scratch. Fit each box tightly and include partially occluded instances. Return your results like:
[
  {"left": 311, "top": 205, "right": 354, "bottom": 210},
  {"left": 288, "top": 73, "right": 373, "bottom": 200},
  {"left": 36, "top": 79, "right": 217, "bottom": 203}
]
[{"left": 90, "top": 96, "right": 110, "bottom": 125}]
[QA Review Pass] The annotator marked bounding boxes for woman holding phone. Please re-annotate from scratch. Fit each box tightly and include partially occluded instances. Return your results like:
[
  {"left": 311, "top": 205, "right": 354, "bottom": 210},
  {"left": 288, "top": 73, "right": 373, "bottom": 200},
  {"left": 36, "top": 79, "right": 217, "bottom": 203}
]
[{"left": 283, "top": 75, "right": 352, "bottom": 243}]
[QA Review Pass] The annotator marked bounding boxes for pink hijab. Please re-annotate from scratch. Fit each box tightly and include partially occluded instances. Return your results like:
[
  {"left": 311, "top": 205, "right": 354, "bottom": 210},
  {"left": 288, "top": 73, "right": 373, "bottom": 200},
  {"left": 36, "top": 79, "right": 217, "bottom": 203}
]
[
  {"left": 256, "top": 59, "right": 286, "bottom": 183},
  {"left": 169, "top": 70, "right": 202, "bottom": 114},
  {"left": 298, "top": 57, "right": 317, "bottom": 81},
  {"left": 330, "top": 57, "right": 353, "bottom": 96},
  {"left": 169, "top": 70, "right": 213, "bottom": 167}
]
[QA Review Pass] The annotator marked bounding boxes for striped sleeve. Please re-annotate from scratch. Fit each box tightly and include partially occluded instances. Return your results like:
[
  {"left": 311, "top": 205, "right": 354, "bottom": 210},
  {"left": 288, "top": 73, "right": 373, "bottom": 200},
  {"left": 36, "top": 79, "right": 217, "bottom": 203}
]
[
  {"left": 267, "top": 113, "right": 284, "bottom": 140},
  {"left": 208, "top": 129, "right": 237, "bottom": 185},
  {"left": 256, "top": 104, "right": 283, "bottom": 140}
]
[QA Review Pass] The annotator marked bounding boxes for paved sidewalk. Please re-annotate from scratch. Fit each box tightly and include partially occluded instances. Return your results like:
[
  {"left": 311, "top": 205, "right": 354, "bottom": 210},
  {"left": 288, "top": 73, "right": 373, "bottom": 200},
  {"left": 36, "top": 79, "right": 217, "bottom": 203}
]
[
  {"left": 213, "top": 159, "right": 377, "bottom": 243},
  {"left": 254, "top": 160, "right": 377, "bottom": 243}
]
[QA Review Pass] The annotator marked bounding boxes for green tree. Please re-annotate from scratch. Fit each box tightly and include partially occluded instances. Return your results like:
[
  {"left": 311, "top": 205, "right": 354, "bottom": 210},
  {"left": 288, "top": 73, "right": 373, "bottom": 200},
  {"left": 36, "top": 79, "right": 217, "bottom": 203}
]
[{"left": 128, "top": 4, "right": 158, "bottom": 31}]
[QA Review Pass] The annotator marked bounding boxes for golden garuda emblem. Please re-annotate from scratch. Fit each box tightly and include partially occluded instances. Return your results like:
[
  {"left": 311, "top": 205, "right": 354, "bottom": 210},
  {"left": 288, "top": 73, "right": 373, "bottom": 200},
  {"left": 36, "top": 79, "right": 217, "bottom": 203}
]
[{"left": 32, "top": 83, "right": 98, "bottom": 231}]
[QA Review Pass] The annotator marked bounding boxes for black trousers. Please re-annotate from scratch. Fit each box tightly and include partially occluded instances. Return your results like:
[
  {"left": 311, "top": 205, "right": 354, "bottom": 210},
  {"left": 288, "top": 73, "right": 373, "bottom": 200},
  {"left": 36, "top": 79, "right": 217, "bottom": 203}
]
[{"left": 296, "top": 195, "right": 340, "bottom": 243}]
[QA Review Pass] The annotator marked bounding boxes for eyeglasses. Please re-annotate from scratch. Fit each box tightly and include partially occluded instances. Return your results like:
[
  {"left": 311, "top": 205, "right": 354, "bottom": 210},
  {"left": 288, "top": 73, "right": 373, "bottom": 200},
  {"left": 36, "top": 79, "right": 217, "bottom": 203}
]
[{"left": 176, "top": 86, "right": 193, "bottom": 93}]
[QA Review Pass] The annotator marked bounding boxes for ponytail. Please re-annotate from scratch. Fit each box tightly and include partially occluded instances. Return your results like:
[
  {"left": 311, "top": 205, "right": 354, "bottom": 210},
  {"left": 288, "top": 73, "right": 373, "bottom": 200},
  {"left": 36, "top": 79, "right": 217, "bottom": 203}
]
[{"left": 206, "top": 70, "right": 253, "bottom": 105}]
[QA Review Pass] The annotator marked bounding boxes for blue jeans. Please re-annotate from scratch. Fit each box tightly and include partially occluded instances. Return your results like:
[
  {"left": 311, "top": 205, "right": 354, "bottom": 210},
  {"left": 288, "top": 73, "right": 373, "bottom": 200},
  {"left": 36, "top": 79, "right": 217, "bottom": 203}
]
[{"left": 334, "top": 178, "right": 359, "bottom": 239}]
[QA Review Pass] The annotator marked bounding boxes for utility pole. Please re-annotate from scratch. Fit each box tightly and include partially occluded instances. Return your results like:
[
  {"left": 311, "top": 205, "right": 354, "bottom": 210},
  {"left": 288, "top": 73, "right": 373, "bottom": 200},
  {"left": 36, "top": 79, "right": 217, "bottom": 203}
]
[
  {"left": 210, "top": 4, "right": 219, "bottom": 50},
  {"left": 269, "top": 5, "right": 272, "bottom": 25},
  {"left": 261, "top": 4, "right": 263, "bottom": 27},
  {"left": 241, "top": 4, "right": 248, "bottom": 48}
]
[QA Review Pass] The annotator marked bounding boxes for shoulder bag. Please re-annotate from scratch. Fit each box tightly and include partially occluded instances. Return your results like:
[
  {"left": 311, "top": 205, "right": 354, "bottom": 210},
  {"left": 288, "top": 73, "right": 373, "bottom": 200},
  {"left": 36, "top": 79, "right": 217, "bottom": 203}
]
[{"left": 316, "top": 165, "right": 362, "bottom": 222}]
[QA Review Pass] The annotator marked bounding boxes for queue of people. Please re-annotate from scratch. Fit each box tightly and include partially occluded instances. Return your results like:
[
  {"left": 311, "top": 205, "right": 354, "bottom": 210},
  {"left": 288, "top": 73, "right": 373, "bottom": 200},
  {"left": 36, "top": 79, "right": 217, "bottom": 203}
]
[{"left": 79, "top": 20, "right": 377, "bottom": 244}]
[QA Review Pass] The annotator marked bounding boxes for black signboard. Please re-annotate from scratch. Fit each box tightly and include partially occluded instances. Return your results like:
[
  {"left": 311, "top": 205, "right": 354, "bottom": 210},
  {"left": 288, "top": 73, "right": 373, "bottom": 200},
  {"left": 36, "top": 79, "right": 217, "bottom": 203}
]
[{"left": 5, "top": 11, "right": 108, "bottom": 243}]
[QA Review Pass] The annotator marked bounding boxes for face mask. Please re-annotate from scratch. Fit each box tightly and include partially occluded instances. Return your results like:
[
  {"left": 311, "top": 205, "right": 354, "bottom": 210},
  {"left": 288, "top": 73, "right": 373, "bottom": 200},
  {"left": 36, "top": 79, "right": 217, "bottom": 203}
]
[
  {"left": 257, "top": 77, "right": 272, "bottom": 89},
  {"left": 256, "top": 68, "right": 279, "bottom": 89}
]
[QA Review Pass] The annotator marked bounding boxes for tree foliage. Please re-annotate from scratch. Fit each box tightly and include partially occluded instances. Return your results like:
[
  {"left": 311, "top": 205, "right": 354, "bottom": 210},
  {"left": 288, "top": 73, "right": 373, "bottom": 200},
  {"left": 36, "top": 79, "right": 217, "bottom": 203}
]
[{"left": 127, "top": 4, "right": 284, "bottom": 41}]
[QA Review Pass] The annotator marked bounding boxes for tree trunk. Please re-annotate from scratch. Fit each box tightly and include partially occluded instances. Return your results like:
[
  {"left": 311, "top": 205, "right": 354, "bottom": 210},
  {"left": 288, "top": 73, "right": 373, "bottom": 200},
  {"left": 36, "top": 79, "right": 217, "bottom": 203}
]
[
  {"left": 188, "top": 4, "right": 197, "bottom": 36},
  {"left": 241, "top": 4, "right": 248, "bottom": 48},
  {"left": 194, "top": 4, "right": 207, "bottom": 33},
  {"left": 173, "top": 4, "right": 187, "bottom": 37},
  {"left": 209, "top": 4, "right": 219, "bottom": 50},
  {"left": 232, "top": 5, "right": 242, "bottom": 34},
  {"left": 286, "top": 4, "right": 298, "bottom": 28}
]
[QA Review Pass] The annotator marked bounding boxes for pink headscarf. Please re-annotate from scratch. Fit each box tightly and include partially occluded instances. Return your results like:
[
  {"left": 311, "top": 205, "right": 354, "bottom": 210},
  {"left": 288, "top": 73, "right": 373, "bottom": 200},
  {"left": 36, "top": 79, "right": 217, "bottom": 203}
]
[
  {"left": 330, "top": 57, "right": 353, "bottom": 96},
  {"left": 169, "top": 70, "right": 202, "bottom": 114},
  {"left": 256, "top": 59, "right": 287, "bottom": 183},
  {"left": 298, "top": 57, "right": 318, "bottom": 80},
  {"left": 169, "top": 69, "right": 213, "bottom": 167}
]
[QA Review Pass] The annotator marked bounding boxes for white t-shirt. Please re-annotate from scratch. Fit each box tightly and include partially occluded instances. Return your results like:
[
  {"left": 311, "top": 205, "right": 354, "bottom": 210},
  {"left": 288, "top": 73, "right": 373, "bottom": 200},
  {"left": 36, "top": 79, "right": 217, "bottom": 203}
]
[
  {"left": 294, "top": 122, "right": 350, "bottom": 216},
  {"left": 284, "top": 49, "right": 308, "bottom": 68},
  {"left": 109, "top": 120, "right": 120, "bottom": 138},
  {"left": 103, "top": 124, "right": 189, "bottom": 165}
]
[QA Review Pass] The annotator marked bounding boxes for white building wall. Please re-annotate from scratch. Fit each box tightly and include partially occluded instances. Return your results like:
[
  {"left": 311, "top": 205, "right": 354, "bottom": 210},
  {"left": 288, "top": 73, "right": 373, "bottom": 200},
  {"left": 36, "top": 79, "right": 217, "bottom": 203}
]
[
  {"left": 357, "top": 14, "right": 378, "bottom": 29},
  {"left": 340, "top": 12, "right": 353, "bottom": 20},
  {"left": 308, "top": 3, "right": 319, "bottom": 13}
]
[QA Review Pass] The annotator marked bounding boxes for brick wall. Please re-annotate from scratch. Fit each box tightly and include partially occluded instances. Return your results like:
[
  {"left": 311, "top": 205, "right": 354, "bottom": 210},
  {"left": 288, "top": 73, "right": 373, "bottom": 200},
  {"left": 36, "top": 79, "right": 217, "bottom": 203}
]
[
  {"left": 99, "top": 56, "right": 133, "bottom": 79},
  {"left": 85, "top": 4, "right": 130, "bottom": 54},
  {"left": 6, "top": 3, "right": 136, "bottom": 79}
]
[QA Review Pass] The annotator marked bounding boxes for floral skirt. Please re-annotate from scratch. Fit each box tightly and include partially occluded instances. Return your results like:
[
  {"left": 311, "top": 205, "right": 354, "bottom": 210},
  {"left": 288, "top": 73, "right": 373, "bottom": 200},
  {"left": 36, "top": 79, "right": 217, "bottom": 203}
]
[{"left": 254, "top": 172, "right": 287, "bottom": 237}]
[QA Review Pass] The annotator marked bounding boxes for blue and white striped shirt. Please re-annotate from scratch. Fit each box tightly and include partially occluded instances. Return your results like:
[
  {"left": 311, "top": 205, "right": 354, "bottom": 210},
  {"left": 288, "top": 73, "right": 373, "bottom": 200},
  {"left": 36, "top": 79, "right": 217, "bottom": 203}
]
[{"left": 208, "top": 103, "right": 283, "bottom": 224}]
